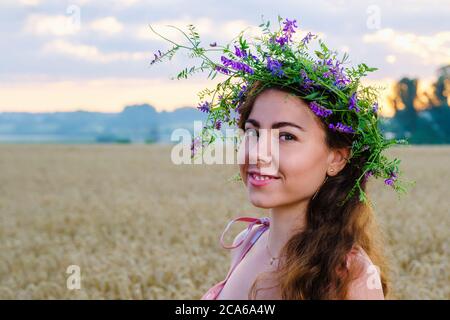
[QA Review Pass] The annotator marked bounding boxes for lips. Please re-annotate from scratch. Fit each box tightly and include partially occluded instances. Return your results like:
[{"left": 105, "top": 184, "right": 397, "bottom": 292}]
[
  {"left": 247, "top": 169, "right": 280, "bottom": 178},
  {"left": 247, "top": 171, "right": 280, "bottom": 187}
]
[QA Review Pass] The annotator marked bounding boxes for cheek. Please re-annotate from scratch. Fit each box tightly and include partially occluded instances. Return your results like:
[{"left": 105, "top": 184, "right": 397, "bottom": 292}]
[{"left": 280, "top": 144, "right": 327, "bottom": 189}]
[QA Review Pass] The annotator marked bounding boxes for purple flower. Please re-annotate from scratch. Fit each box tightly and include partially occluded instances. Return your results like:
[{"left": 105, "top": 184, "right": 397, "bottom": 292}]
[
  {"left": 215, "top": 119, "right": 222, "bottom": 130},
  {"left": 321, "top": 58, "right": 333, "bottom": 67},
  {"left": 309, "top": 101, "right": 333, "bottom": 118},
  {"left": 300, "top": 70, "right": 315, "bottom": 90},
  {"left": 348, "top": 92, "right": 360, "bottom": 112},
  {"left": 197, "top": 101, "right": 210, "bottom": 113},
  {"left": 275, "top": 35, "right": 289, "bottom": 47},
  {"left": 334, "top": 77, "right": 351, "bottom": 87},
  {"left": 249, "top": 53, "right": 259, "bottom": 62},
  {"left": 234, "top": 45, "right": 248, "bottom": 59},
  {"left": 384, "top": 171, "right": 398, "bottom": 187},
  {"left": 281, "top": 18, "right": 297, "bottom": 42},
  {"left": 372, "top": 102, "right": 379, "bottom": 113},
  {"left": 271, "top": 18, "right": 298, "bottom": 48},
  {"left": 215, "top": 65, "right": 230, "bottom": 75},
  {"left": 221, "top": 56, "right": 254, "bottom": 74},
  {"left": 328, "top": 122, "right": 355, "bottom": 134},
  {"left": 266, "top": 57, "right": 284, "bottom": 77},
  {"left": 323, "top": 71, "right": 332, "bottom": 78},
  {"left": 317, "top": 58, "right": 351, "bottom": 88},
  {"left": 232, "top": 85, "right": 248, "bottom": 110},
  {"left": 191, "top": 136, "right": 202, "bottom": 157},
  {"left": 269, "top": 35, "right": 287, "bottom": 47},
  {"left": 150, "top": 49, "right": 163, "bottom": 65},
  {"left": 236, "top": 85, "right": 247, "bottom": 101},
  {"left": 282, "top": 18, "right": 298, "bottom": 34},
  {"left": 301, "top": 32, "right": 315, "bottom": 45},
  {"left": 364, "top": 170, "right": 373, "bottom": 182}
]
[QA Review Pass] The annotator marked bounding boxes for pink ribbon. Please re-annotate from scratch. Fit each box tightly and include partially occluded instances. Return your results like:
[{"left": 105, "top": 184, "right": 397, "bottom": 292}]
[{"left": 219, "top": 216, "right": 270, "bottom": 249}]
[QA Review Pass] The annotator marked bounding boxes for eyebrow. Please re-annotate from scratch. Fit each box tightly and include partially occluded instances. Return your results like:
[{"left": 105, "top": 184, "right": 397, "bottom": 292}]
[{"left": 245, "top": 118, "right": 306, "bottom": 131}]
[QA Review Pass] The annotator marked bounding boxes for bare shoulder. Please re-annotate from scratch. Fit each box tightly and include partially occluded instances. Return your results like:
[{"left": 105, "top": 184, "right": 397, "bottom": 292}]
[
  {"left": 346, "top": 246, "right": 385, "bottom": 300},
  {"left": 229, "top": 224, "right": 263, "bottom": 268}
]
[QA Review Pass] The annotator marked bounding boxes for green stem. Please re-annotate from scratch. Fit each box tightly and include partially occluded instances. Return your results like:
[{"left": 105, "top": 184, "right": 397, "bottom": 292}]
[
  {"left": 166, "top": 25, "right": 219, "bottom": 69},
  {"left": 148, "top": 24, "right": 192, "bottom": 51}
]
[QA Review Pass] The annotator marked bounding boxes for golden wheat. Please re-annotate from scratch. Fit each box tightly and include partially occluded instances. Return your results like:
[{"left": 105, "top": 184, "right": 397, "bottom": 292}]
[{"left": 0, "top": 144, "right": 448, "bottom": 299}]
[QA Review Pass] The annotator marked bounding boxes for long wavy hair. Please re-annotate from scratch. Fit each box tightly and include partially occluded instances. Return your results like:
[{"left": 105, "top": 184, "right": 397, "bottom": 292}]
[{"left": 237, "top": 80, "right": 390, "bottom": 299}]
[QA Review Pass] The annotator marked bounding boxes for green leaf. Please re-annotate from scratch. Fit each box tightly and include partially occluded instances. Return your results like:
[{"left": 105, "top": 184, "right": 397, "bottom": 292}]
[
  {"left": 358, "top": 190, "right": 367, "bottom": 203},
  {"left": 319, "top": 41, "right": 329, "bottom": 54},
  {"left": 303, "top": 91, "right": 320, "bottom": 100},
  {"left": 315, "top": 51, "right": 324, "bottom": 59},
  {"left": 239, "top": 35, "right": 249, "bottom": 50}
]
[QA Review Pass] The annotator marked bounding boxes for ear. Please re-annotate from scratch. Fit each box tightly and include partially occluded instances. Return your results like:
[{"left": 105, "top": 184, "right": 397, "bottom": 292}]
[{"left": 327, "top": 147, "right": 351, "bottom": 176}]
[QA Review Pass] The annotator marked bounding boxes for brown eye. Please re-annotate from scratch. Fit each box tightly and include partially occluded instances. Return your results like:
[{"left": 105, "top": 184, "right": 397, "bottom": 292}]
[{"left": 280, "top": 132, "right": 296, "bottom": 141}]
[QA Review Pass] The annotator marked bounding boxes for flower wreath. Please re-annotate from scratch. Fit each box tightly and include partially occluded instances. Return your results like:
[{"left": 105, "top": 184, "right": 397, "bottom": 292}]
[{"left": 149, "top": 15, "right": 416, "bottom": 206}]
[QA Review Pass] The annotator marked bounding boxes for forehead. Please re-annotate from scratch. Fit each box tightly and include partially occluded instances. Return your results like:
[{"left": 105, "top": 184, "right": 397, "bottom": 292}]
[{"left": 249, "top": 88, "right": 319, "bottom": 128}]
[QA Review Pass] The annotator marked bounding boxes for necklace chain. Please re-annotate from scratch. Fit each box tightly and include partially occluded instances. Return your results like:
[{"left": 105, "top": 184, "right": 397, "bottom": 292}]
[{"left": 265, "top": 244, "right": 280, "bottom": 266}]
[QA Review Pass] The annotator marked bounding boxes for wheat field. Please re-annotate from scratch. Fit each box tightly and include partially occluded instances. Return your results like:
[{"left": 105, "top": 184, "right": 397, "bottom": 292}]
[{"left": 0, "top": 144, "right": 448, "bottom": 299}]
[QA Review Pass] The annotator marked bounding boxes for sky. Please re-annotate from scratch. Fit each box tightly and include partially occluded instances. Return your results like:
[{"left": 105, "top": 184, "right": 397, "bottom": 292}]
[{"left": 0, "top": 0, "right": 449, "bottom": 117}]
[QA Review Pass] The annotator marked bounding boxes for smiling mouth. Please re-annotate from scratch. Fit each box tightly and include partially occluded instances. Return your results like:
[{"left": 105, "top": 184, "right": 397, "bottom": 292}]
[{"left": 247, "top": 172, "right": 280, "bottom": 187}]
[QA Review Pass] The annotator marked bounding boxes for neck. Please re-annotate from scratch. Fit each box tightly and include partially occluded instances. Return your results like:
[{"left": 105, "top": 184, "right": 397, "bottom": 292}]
[{"left": 266, "top": 199, "right": 309, "bottom": 259}]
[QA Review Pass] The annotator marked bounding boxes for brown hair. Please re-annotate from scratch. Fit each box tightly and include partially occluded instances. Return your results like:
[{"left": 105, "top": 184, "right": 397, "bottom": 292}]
[{"left": 237, "top": 80, "right": 389, "bottom": 299}]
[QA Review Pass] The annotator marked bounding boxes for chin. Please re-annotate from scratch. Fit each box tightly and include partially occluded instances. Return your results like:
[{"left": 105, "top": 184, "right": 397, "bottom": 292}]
[{"left": 248, "top": 194, "right": 277, "bottom": 209}]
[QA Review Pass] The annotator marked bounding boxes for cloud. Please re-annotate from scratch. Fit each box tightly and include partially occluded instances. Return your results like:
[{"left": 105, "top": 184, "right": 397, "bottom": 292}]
[
  {"left": 114, "top": 0, "right": 141, "bottom": 6},
  {"left": 138, "top": 16, "right": 215, "bottom": 42},
  {"left": 385, "top": 54, "right": 396, "bottom": 64},
  {"left": 24, "top": 13, "right": 125, "bottom": 37},
  {"left": 0, "top": 0, "right": 50, "bottom": 6},
  {"left": 23, "top": 13, "right": 81, "bottom": 36},
  {"left": 139, "top": 16, "right": 327, "bottom": 49},
  {"left": 363, "top": 28, "right": 450, "bottom": 66},
  {"left": 42, "top": 40, "right": 151, "bottom": 63},
  {"left": 220, "top": 19, "right": 260, "bottom": 40},
  {"left": 5, "top": 0, "right": 447, "bottom": 113},
  {"left": 139, "top": 16, "right": 267, "bottom": 43},
  {"left": 89, "top": 16, "right": 124, "bottom": 36},
  {"left": 19, "top": 0, "right": 42, "bottom": 6},
  {"left": 0, "top": 77, "right": 216, "bottom": 112},
  {"left": 219, "top": 18, "right": 326, "bottom": 43}
]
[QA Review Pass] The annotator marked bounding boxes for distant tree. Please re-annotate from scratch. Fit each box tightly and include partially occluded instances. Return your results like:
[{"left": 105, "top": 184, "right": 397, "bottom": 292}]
[
  {"left": 426, "top": 65, "right": 450, "bottom": 143},
  {"left": 387, "top": 65, "right": 450, "bottom": 144},
  {"left": 389, "top": 77, "right": 419, "bottom": 138}
]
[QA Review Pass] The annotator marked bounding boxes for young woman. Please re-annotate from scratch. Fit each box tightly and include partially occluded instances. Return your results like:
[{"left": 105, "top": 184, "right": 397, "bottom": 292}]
[
  {"left": 201, "top": 81, "right": 388, "bottom": 300},
  {"left": 149, "top": 15, "right": 410, "bottom": 300}
]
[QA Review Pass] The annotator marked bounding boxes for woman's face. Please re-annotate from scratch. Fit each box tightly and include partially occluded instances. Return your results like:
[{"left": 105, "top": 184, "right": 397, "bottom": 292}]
[{"left": 238, "top": 88, "right": 334, "bottom": 208}]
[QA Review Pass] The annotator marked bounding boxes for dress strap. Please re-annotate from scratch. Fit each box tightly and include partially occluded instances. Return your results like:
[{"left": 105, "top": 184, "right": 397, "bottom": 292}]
[
  {"left": 219, "top": 216, "right": 270, "bottom": 283},
  {"left": 220, "top": 216, "right": 270, "bottom": 249}
]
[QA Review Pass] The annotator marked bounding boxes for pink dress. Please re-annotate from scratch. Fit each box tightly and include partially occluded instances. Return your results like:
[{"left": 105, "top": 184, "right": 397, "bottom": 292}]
[
  {"left": 201, "top": 216, "right": 270, "bottom": 300},
  {"left": 201, "top": 216, "right": 385, "bottom": 300}
]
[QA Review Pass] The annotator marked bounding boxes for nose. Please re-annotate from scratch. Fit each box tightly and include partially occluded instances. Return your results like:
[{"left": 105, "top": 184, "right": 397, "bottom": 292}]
[
  {"left": 250, "top": 129, "right": 276, "bottom": 166},
  {"left": 237, "top": 128, "right": 280, "bottom": 171}
]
